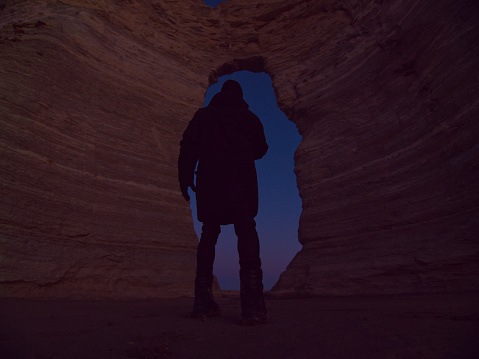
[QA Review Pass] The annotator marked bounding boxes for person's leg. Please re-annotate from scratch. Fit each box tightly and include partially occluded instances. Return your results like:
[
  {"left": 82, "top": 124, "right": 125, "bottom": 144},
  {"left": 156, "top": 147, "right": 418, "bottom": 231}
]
[
  {"left": 234, "top": 216, "right": 267, "bottom": 325},
  {"left": 196, "top": 222, "right": 221, "bottom": 277},
  {"left": 235, "top": 218, "right": 261, "bottom": 270},
  {"left": 191, "top": 222, "right": 221, "bottom": 318}
]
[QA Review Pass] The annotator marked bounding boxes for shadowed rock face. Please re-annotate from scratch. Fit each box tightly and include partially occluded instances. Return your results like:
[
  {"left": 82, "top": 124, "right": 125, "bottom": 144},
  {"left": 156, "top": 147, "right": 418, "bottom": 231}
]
[{"left": 1, "top": 0, "right": 478, "bottom": 298}]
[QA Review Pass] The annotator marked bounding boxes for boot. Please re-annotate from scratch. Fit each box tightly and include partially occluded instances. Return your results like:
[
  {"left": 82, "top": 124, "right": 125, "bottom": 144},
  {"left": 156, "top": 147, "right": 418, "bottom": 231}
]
[
  {"left": 239, "top": 268, "right": 267, "bottom": 326},
  {"left": 189, "top": 275, "right": 220, "bottom": 319}
]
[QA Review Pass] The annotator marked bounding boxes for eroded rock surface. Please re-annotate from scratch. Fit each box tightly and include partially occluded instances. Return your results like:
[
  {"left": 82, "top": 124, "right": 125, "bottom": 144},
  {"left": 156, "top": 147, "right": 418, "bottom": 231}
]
[{"left": 1, "top": 0, "right": 478, "bottom": 298}]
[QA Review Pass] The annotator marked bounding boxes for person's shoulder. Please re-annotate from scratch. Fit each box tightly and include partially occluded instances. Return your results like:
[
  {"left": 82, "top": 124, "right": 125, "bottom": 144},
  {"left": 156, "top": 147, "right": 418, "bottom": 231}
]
[
  {"left": 193, "top": 107, "right": 212, "bottom": 118},
  {"left": 195, "top": 107, "right": 207, "bottom": 114},
  {"left": 247, "top": 108, "right": 260, "bottom": 118},
  {"left": 245, "top": 108, "right": 261, "bottom": 122},
  {"left": 205, "top": 106, "right": 221, "bottom": 118}
]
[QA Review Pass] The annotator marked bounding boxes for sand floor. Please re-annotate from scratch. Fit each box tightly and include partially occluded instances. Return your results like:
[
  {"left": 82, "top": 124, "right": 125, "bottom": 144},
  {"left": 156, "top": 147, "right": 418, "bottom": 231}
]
[{"left": 1, "top": 291, "right": 478, "bottom": 359}]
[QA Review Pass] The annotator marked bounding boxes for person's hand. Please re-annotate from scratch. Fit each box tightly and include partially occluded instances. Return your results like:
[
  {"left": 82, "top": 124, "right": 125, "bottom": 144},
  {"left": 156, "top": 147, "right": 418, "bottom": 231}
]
[{"left": 180, "top": 181, "right": 196, "bottom": 201}]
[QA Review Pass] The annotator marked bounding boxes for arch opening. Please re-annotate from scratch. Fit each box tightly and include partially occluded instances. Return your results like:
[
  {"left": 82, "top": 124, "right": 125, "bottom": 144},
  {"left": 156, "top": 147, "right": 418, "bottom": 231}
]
[
  {"left": 189, "top": 70, "right": 302, "bottom": 290},
  {"left": 203, "top": 0, "right": 229, "bottom": 8}
]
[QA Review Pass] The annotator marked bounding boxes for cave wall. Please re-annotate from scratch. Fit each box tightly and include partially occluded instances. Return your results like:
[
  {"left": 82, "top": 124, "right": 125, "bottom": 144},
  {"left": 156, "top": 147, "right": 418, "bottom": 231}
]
[
  {"left": 1, "top": 0, "right": 478, "bottom": 298},
  {"left": 268, "top": 0, "right": 479, "bottom": 295},
  {"left": 0, "top": 0, "right": 206, "bottom": 298}
]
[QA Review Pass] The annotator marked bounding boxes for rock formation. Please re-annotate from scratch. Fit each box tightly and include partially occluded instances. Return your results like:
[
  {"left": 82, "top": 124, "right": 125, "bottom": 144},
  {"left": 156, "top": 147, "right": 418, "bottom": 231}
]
[{"left": 1, "top": 0, "right": 478, "bottom": 298}]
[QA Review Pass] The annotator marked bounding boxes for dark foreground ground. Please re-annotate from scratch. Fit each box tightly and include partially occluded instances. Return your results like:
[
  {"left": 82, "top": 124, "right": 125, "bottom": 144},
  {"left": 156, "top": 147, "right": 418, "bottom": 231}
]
[{"left": 1, "top": 291, "right": 478, "bottom": 359}]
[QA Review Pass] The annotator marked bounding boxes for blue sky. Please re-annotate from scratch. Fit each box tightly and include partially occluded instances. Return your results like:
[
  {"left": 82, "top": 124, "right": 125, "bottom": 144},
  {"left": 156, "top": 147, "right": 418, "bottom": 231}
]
[
  {"left": 203, "top": 0, "right": 229, "bottom": 7},
  {"left": 189, "top": 71, "right": 303, "bottom": 290}
]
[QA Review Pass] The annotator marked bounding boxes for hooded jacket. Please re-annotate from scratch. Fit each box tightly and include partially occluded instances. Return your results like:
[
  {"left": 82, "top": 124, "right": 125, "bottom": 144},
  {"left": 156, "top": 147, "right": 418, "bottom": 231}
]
[{"left": 178, "top": 83, "right": 268, "bottom": 224}]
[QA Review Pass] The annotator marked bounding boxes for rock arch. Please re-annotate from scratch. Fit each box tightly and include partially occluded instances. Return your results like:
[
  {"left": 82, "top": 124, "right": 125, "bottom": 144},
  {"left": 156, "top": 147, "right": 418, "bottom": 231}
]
[
  {"left": 208, "top": 56, "right": 267, "bottom": 84},
  {"left": 0, "top": 0, "right": 478, "bottom": 298}
]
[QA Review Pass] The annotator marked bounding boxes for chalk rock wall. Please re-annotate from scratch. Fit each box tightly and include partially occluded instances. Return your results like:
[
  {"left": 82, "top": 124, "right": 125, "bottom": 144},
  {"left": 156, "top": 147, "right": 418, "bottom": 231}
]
[
  {"left": 1, "top": 0, "right": 478, "bottom": 298},
  {"left": 0, "top": 0, "right": 207, "bottom": 298},
  {"left": 267, "top": 0, "right": 479, "bottom": 295}
]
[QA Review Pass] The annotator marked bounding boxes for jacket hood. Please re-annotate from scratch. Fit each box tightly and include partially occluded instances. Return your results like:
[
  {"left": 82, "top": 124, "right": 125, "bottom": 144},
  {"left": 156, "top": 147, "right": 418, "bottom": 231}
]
[{"left": 208, "top": 90, "right": 249, "bottom": 109}]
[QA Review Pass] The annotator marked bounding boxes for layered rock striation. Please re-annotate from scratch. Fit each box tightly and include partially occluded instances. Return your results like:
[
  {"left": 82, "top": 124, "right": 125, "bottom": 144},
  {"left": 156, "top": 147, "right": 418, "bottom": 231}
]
[
  {"left": 268, "top": 0, "right": 479, "bottom": 296},
  {"left": 1, "top": 0, "right": 478, "bottom": 298},
  {"left": 0, "top": 0, "right": 205, "bottom": 298}
]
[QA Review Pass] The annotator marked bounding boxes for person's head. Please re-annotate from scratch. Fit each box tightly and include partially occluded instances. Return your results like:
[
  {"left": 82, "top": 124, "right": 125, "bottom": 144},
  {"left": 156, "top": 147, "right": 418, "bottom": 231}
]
[{"left": 221, "top": 80, "right": 243, "bottom": 98}]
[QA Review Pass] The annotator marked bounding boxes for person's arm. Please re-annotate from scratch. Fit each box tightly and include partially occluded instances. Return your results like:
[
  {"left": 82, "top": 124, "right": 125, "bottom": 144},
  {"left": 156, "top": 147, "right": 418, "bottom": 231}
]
[
  {"left": 178, "top": 110, "right": 202, "bottom": 200},
  {"left": 252, "top": 115, "right": 268, "bottom": 160}
]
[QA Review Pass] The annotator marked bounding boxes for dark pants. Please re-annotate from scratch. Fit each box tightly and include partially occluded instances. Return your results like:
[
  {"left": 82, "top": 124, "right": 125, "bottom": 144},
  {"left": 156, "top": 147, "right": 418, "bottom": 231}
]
[{"left": 196, "top": 216, "right": 261, "bottom": 277}]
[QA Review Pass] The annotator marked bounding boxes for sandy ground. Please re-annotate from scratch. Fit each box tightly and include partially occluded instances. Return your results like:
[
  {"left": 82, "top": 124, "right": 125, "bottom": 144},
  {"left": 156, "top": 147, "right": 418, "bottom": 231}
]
[{"left": 0, "top": 291, "right": 478, "bottom": 359}]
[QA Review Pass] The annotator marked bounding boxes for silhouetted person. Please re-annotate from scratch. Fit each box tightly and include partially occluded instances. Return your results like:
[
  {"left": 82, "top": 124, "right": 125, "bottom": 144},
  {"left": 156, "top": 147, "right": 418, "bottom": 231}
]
[{"left": 178, "top": 80, "right": 268, "bottom": 325}]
